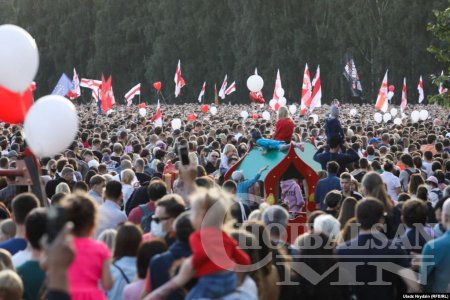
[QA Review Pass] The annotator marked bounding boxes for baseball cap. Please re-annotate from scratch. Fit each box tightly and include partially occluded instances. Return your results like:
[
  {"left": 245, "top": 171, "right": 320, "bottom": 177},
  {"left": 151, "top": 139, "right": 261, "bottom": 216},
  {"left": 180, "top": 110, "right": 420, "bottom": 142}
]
[
  {"left": 426, "top": 176, "right": 438, "bottom": 186},
  {"left": 368, "top": 138, "right": 381, "bottom": 145}
]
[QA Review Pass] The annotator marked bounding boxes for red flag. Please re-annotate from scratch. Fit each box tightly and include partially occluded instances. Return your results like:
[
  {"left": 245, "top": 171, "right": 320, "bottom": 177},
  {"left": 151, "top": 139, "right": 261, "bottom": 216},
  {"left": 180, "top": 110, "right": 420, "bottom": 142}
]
[
  {"left": 150, "top": 100, "right": 162, "bottom": 127},
  {"left": 401, "top": 78, "right": 407, "bottom": 113},
  {"left": 101, "top": 75, "right": 113, "bottom": 113},
  {"left": 174, "top": 60, "right": 185, "bottom": 97}
]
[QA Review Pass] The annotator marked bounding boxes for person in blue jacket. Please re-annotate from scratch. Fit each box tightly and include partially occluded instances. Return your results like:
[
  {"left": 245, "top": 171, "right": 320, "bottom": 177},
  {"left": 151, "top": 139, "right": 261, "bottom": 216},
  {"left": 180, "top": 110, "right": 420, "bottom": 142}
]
[
  {"left": 325, "top": 101, "right": 345, "bottom": 145},
  {"left": 232, "top": 166, "right": 268, "bottom": 209}
]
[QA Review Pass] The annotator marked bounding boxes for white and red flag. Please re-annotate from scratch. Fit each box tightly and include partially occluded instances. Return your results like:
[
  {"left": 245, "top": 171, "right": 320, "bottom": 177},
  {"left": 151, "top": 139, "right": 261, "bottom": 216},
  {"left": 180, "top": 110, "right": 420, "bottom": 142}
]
[
  {"left": 439, "top": 71, "right": 447, "bottom": 95},
  {"left": 375, "top": 70, "right": 389, "bottom": 113},
  {"left": 417, "top": 75, "right": 424, "bottom": 103},
  {"left": 150, "top": 100, "right": 162, "bottom": 127},
  {"left": 125, "top": 83, "right": 141, "bottom": 107},
  {"left": 80, "top": 78, "right": 102, "bottom": 90},
  {"left": 309, "top": 65, "right": 322, "bottom": 111},
  {"left": 273, "top": 69, "right": 282, "bottom": 101},
  {"left": 219, "top": 75, "right": 228, "bottom": 99},
  {"left": 92, "top": 89, "right": 99, "bottom": 102},
  {"left": 198, "top": 81, "right": 206, "bottom": 103},
  {"left": 67, "top": 68, "right": 81, "bottom": 100},
  {"left": 401, "top": 77, "right": 407, "bottom": 113},
  {"left": 300, "top": 63, "right": 312, "bottom": 114},
  {"left": 174, "top": 60, "right": 186, "bottom": 97},
  {"left": 224, "top": 81, "right": 236, "bottom": 96}
]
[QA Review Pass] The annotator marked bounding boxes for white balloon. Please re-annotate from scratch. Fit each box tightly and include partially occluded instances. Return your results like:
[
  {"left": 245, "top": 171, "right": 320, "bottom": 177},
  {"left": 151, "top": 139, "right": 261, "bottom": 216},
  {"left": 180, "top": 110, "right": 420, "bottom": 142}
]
[
  {"left": 171, "top": 118, "right": 182, "bottom": 130},
  {"left": 278, "top": 97, "right": 287, "bottom": 106},
  {"left": 289, "top": 104, "right": 297, "bottom": 115},
  {"left": 139, "top": 108, "right": 146, "bottom": 117},
  {"left": 401, "top": 112, "right": 407, "bottom": 119},
  {"left": 349, "top": 108, "right": 357, "bottom": 117},
  {"left": 374, "top": 112, "right": 383, "bottom": 123},
  {"left": 387, "top": 91, "right": 394, "bottom": 100},
  {"left": 393, "top": 118, "right": 402, "bottom": 125},
  {"left": 24, "top": 95, "right": 78, "bottom": 157},
  {"left": 419, "top": 110, "right": 429, "bottom": 121},
  {"left": 240, "top": 111, "right": 249, "bottom": 119},
  {"left": 269, "top": 99, "right": 277, "bottom": 110},
  {"left": 310, "top": 114, "right": 319, "bottom": 124},
  {"left": 390, "top": 107, "right": 398, "bottom": 117},
  {"left": 411, "top": 111, "right": 420, "bottom": 123},
  {"left": 383, "top": 113, "right": 392, "bottom": 123},
  {"left": 262, "top": 111, "right": 270, "bottom": 121},
  {"left": 246, "top": 75, "right": 264, "bottom": 92},
  {"left": 210, "top": 106, "right": 218, "bottom": 115},
  {"left": 276, "top": 87, "right": 285, "bottom": 97},
  {"left": 0, "top": 25, "right": 39, "bottom": 92}
]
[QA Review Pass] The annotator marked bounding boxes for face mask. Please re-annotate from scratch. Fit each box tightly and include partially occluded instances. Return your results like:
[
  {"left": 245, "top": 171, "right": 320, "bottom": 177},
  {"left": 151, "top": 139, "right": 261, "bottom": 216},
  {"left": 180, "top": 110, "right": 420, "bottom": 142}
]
[{"left": 151, "top": 220, "right": 165, "bottom": 238}]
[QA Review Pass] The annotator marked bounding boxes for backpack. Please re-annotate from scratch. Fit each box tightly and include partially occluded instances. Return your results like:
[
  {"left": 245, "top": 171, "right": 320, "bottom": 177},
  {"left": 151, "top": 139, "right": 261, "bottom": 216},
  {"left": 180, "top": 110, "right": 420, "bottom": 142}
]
[{"left": 139, "top": 204, "right": 153, "bottom": 233}]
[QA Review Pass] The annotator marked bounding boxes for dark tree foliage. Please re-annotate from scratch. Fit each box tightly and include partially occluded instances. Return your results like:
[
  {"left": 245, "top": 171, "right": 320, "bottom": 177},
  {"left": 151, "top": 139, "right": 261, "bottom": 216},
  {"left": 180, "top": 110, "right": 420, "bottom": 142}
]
[{"left": 1, "top": 0, "right": 447, "bottom": 105}]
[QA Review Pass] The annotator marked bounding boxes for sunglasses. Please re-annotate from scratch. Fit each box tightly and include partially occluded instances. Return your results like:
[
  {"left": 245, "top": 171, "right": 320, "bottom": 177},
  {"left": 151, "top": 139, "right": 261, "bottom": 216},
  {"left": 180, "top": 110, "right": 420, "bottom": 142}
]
[
  {"left": 211, "top": 155, "right": 219, "bottom": 158},
  {"left": 152, "top": 215, "right": 171, "bottom": 223}
]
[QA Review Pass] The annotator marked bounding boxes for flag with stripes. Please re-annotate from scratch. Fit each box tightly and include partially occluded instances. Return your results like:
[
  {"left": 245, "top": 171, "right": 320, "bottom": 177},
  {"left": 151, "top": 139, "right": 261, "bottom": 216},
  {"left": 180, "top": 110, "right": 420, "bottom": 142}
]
[
  {"left": 401, "top": 77, "right": 407, "bottom": 112},
  {"left": 417, "top": 75, "right": 424, "bottom": 103},
  {"left": 219, "top": 75, "right": 228, "bottom": 99},
  {"left": 309, "top": 66, "right": 322, "bottom": 111},
  {"left": 174, "top": 60, "right": 186, "bottom": 97},
  {"left": 67, "top": 68, "right": 81, "bottom": 100},
  {"left": 198, "top": 81, "right": 206, "bottom": 103},
  {"left": 273, "top": 69, "right": 282, "bottom": 101},
  {"left": 80, "top": 78, "right": 102, "bottom": 90},
  {"left": 125, "top": 83, "right": 141, "bottom": 106},
  {"left": 300, "top": 63, "right": 312, "bottom": 114},
  {"left": 224, "top": 81, "right": 236, "bottom": 96},
  {"left": 375, "top": 71, "right": 389, "bottom": 113},
  {"left": 150, "top": 100, "right": 162, "bottom": 127},
  {"left": 343, "top": 52, "right": 363, "bottom": 98}
]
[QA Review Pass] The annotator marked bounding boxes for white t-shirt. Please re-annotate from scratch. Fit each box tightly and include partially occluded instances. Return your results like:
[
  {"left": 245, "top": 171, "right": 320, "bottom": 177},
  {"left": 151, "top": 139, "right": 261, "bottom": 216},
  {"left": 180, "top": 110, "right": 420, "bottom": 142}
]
[
  {"left": 381, "top": 171, "right": 401, "bottom": 201},
  {"left": 12, "top": 247, "right": 32, "bottom": 268}
]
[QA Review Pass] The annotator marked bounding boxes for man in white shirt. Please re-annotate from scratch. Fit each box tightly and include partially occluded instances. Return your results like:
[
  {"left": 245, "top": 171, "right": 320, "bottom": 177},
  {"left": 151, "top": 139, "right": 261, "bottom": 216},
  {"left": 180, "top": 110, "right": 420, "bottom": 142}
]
[
  {"left": 380, "top": 160, "right": 401, "bottom": 202},
  {"left": 96, "top": 181, "right": 127, "bottom": 237}
]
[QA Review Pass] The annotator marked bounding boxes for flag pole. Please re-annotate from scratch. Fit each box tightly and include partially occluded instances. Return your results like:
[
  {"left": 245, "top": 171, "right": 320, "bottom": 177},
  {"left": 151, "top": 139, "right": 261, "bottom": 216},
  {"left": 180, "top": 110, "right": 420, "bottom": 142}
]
[
  {"left": 139, "top": 93, "right": 141, "bottom": 104},
  {"left": 159, "top": 91, "right": 168, "bottom": 105}
]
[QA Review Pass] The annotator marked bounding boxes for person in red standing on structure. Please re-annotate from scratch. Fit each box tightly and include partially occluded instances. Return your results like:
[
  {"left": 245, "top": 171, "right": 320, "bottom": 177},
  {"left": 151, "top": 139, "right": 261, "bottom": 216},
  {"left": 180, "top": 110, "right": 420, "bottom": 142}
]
[{"left": 274, "top": 106, "right": 295, "bottom": 143}]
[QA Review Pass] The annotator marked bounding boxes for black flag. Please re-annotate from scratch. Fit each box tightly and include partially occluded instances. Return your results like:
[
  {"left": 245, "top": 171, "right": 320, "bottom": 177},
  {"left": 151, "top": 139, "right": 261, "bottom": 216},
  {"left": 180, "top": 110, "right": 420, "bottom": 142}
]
[{"left": 343, "top": 52, "right": 363, "bottom": 98}]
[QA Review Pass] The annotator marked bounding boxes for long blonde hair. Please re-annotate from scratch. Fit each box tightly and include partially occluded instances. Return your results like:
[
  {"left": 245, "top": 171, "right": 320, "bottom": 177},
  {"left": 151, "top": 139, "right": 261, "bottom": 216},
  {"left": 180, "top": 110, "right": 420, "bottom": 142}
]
[{"left": 277, "top": 106, "right": 291, "bottom": 120}]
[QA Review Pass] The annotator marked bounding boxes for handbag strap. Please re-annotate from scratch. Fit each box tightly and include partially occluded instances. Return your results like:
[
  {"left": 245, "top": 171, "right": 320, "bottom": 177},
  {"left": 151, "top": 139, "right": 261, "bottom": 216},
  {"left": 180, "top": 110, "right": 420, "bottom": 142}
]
[{"left": 113, "top": 262, "right": 130, "bottom": 284}]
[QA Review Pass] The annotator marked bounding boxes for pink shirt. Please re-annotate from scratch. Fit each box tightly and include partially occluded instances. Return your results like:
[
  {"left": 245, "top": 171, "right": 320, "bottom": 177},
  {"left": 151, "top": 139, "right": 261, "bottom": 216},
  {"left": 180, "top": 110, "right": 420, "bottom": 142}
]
[
  {"left": 68, "top": 237, "right": 111, "bottom": 300},
  {"left": 123, "top": 279, "right": 145, "bottom": 300}
]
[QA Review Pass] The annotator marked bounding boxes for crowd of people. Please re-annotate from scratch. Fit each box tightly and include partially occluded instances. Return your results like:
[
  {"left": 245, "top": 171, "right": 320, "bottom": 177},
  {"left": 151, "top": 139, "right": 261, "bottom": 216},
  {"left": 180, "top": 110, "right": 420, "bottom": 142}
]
[{"left": 0, "top": 100, "right": 449, "bottom": 299}]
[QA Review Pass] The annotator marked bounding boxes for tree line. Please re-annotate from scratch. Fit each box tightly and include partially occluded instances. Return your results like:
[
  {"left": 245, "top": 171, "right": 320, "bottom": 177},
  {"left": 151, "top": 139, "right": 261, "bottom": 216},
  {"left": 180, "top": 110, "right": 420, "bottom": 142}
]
[{"left": 0, "top": 0, "right": 448, "bottom": 106}]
